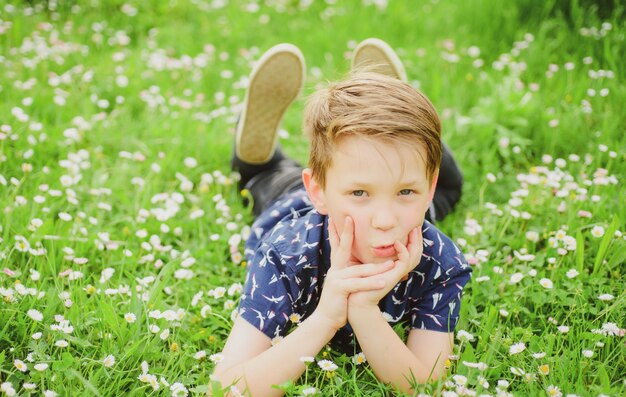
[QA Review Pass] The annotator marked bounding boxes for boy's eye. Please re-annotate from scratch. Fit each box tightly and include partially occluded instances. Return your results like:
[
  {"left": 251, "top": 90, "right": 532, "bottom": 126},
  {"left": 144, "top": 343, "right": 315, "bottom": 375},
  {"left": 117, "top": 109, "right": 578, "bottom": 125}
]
[
  {"left": 351, "top": 190, "right": 366, "bottom": 197},
  {"left": 399, "top": 189, "right": 415, "bottom": 196}
]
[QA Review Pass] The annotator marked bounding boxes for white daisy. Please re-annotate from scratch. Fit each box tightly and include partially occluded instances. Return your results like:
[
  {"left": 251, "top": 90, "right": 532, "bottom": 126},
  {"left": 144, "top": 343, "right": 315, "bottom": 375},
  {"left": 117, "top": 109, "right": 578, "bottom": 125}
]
[
  {"left": 317, "top": 359, "right": 338, "bottom": 371},
  {"left": 539, "top": 278, "right": 554, "bottom": 289},
  {"left": 14, "top": 359, "right": 27, "bottom": 372},
  {"left": 103, "top": 355, "right": 115, "bottom": 367},
  {"left": 509, "top": 342, "right": 526, "bottom": 355},
  {"left": 27, "top": 309, "right": 43, "bottom": 322}
]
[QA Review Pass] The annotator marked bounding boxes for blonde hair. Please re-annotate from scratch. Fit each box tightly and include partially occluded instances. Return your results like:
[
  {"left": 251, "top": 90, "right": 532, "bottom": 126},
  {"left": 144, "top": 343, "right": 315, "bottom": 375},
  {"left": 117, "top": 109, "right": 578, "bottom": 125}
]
[{"left": 303, "top": 71, "right": 442, "bottom": 188}]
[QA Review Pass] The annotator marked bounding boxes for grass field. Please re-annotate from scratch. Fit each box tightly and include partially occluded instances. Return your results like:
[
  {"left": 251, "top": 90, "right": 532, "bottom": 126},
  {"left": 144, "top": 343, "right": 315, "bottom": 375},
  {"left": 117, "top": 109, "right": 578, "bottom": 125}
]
[{"left": 0, "top": 0, "right": 625, "bottom": 395}]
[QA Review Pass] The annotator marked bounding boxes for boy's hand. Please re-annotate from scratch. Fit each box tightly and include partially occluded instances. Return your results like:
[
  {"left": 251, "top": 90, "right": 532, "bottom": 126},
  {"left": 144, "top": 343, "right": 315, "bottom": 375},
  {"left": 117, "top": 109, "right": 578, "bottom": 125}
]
[
  {"left": 314, "top": 217, "right": 394, "bottom": 331},
  {"left": 348, "top": 227, "right": 424, "bottom": 309}
]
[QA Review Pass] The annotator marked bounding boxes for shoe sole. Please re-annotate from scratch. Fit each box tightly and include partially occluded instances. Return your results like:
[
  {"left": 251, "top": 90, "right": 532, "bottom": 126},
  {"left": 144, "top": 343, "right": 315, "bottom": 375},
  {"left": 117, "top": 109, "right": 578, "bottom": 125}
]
[
  {"left": 236, "top": 44, "right": 305, "bottom": 164},
  {"left": 351, "top": 38, "right": 407, "bottom": 82}
]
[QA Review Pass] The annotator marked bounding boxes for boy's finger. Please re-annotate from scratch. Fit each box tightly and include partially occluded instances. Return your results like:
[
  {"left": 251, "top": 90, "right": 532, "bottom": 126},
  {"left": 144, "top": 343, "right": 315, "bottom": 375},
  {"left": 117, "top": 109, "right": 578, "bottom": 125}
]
[
  {"left": 339, "top": 261, "right": 394, "bottom": 279},
  {"left": 408, "top": 227, "right": 423, "bottom": 264},
  {"left": 329, "top": 217, "right": 353, "bottom": 269},
  {"left": 394, "top": 239, "right": 410, "bottom": 264},
  {"left": 336, "top": 216, "right": 354, "bottom": 263},
  {"left": 328, "top": 218, "right": 339, "bottom": 250},
  {"left": 338, "top": 277, "right": 386, "bottom": 293},
  {"left": 400, "top": 228, "right": 421, "bottom": 276}
]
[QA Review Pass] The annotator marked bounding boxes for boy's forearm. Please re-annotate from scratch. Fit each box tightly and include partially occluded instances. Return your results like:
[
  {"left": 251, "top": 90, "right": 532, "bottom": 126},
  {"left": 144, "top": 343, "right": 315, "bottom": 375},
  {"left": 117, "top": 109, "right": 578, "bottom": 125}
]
[
  {"left": 214, "top": 313, "right": 337, "bottom": 397},
  {"left": 348, "top": 305, "right": 436, "bottom": 393}
]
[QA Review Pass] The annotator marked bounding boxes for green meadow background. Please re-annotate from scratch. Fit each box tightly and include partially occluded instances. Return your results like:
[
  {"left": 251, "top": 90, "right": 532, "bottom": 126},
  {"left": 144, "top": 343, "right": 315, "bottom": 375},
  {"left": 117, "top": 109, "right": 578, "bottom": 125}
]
[{"left": 0, "top": 0, "right": 624, "bottom": 395}]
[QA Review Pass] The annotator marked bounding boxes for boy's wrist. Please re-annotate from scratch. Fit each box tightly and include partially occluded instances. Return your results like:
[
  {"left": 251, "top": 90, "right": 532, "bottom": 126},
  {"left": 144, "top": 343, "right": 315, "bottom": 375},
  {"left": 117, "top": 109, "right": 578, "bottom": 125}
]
[
  {"left": 308, "top": 310, "right": 343, "bottom": 334},
  {"left": 347, "top": 301, "right": 381, "bottom": 322},
  {"left": 348, "top": 293, "right": 382, "bottom": 311}
]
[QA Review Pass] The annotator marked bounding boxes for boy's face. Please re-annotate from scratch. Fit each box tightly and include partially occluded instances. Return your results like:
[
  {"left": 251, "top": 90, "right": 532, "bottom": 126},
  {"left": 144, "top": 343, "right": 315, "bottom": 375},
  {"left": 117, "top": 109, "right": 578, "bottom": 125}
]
[{"left": 305, "top": 135, "right": 437, "bottom": 265}]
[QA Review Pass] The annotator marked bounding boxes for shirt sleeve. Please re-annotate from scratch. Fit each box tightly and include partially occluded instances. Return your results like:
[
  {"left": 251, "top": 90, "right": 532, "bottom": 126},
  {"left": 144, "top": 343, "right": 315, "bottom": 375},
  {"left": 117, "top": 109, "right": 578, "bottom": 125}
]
[
  {"left": 237, "top": 243, "right": 295, "bottom": 340},
  {"left": 410, "top": 265, "right": 472, "bottom": 332}
]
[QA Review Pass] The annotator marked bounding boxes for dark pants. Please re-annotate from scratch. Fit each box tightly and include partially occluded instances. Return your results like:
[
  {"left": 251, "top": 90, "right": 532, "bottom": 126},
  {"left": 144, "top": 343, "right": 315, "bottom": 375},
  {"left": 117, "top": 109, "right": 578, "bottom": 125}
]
[{"left": 232, "top": 144, "right": 463, "bottom": 223}]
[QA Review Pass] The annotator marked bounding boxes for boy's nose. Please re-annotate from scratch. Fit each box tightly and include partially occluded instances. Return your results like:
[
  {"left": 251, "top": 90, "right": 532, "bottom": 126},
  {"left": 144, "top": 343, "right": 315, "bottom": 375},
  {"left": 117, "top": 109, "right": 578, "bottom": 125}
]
[{"left": 371, "top": 207, "right": 396, "bottom": 231}]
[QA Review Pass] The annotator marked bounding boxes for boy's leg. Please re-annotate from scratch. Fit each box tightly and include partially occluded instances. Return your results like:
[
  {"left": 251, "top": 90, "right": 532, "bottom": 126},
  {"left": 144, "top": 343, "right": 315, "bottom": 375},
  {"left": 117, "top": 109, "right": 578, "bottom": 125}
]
[
  {"left": 351, "top": 38, "right": 463, "bottom": 223},
  {"left": 429, "top": 143, "right": 463, "bottom": 222},
  {"left": 231, "top": 44, "right": 306, "bottom": 216}
]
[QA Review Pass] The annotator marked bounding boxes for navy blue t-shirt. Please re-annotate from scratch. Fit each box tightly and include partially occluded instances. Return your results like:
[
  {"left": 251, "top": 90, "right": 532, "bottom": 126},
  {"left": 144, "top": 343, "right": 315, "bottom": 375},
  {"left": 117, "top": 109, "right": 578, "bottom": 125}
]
[{"left": 238, "top": 188, "right": 472, "bottom": 354}]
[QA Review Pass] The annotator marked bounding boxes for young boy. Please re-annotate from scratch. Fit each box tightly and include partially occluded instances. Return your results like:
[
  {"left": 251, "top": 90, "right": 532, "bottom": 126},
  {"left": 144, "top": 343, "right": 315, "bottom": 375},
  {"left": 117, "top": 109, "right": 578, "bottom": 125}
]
[{"left": 213, "top": 39, "right": 471, "bottom": 396}]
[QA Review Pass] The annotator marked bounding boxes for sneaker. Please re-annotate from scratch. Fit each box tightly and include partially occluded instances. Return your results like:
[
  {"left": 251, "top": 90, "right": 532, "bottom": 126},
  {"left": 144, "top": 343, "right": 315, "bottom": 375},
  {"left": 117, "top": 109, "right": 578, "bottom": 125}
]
[
  {"left": 236, "top": 43, "right": 305, "bottom": 164},
  {"left": 351, "top": 38, "right": 407, "bottom": 82}
]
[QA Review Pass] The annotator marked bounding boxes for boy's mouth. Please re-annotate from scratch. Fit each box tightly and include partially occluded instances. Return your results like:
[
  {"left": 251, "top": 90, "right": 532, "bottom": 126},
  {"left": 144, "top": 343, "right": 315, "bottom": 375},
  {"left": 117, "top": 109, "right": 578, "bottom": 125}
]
[{"left": 372, "top": 244, "right": 396, "bottom": 258}]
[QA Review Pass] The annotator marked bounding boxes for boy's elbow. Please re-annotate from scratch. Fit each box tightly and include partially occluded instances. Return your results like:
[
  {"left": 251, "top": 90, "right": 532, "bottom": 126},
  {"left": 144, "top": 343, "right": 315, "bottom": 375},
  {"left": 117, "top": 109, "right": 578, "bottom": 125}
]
[
  {"left": 210, "top": 366, "right": 257, "bottom": 397},
  {"left": 210, "top": 362, "right": 226, "bottom": 382},
  {"left": 211, "top": 362, "right": 225, "bottom": 378},
  {"left": 209, "top": 366, "right": 237, "bottom": 395},
  {"left": 207, "top": 370, "right": 224, "bottom": 396},
  {"left": 398, "top": 364, "right": 447, "bottom": 393},
  {"left": 427, "top": 362, "right": 448, "bottom": 382}
]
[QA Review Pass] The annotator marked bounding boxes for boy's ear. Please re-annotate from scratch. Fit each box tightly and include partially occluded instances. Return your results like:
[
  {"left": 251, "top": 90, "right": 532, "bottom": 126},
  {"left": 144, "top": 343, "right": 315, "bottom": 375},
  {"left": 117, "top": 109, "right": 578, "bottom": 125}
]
[
  {"left": 428, "top": 169, "right": 439, "bottom": 202},
  {"left": 302, "top": 168, "right": 328, "bottom": 215}
]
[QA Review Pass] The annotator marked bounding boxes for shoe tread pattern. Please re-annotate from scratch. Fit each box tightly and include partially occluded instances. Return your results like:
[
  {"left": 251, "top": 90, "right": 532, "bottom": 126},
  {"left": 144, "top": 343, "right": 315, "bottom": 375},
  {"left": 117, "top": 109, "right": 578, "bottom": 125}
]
[{"left": 237, "top": 52, "right": 304, "bottom": 164}]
